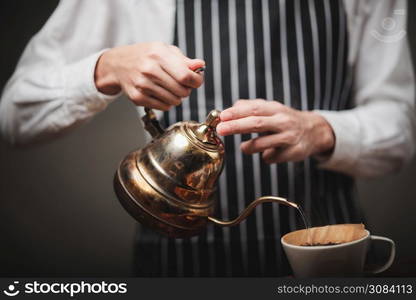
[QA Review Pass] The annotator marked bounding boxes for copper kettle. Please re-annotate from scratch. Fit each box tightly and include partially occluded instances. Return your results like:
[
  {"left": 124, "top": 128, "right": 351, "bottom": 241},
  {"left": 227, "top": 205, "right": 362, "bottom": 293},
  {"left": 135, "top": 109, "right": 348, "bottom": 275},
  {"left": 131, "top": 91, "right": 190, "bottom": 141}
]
[{"left": 114, "top": 108, "right": 298, "bottom": 238}]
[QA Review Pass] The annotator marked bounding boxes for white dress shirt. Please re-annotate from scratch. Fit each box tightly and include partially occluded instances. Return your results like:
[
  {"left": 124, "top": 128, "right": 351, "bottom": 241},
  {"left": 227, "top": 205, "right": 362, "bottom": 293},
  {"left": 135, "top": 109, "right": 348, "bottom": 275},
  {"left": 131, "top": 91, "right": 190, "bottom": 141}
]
[{"left": 0, "top": 0, "right": 414, "bottom": 178}]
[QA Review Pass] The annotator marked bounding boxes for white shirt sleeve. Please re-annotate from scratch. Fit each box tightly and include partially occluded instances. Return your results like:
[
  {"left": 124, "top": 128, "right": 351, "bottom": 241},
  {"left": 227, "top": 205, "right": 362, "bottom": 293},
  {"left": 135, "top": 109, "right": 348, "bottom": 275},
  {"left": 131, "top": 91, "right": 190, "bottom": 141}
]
[
  {"left": 315, "top": 0, "right": 416, "bottom": 178},
  {"left": 0, "top": 0, "right": 123, "bottom": 145}
]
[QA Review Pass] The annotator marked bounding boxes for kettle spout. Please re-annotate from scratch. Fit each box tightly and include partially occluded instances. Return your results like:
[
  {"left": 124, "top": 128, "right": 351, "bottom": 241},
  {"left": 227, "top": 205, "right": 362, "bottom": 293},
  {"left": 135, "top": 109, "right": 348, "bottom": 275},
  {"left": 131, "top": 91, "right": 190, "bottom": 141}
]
[
  {"left": 142, "top": 108, "right": 165, "bottom": 138},
  {"left": 208, "top": 196, "right": 298, "bottom": 227}
]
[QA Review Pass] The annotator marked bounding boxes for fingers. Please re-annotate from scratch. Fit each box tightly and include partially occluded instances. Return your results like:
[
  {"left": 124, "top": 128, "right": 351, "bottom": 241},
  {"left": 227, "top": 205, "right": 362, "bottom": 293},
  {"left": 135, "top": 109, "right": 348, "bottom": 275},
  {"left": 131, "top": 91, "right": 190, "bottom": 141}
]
[
  {"left": 220, "top": 99, "right": 283, "bottom": 121},
  {"left": 168, "top": 45, "right": 205, "bottom": 71},
  {"left": 126, "top": 87, "right": 172, "bottom": 111},
  {"left": 261, "top": 146, "right": 306, "bottom": 164},
  {"left": 152, "top": 46, "right": 204, "bottom": 96},
  {"left": 216, "top": 116, "right": 283, "bottom": 136},
  {"left": 161, "top": 62, "right": 204, "bottom": 89},
  {"left": 161, "top": 47, "right": 205, "bottom": 89},
  {"left": 240, "top": 133, "right": 291, "bottom": 154},
  {"left": 133, "top": 75, "right": 182, "bottom": 106},
  {"left": 139, "top": 59, "right": 192, "bottom": 99},
  {"left": 150, "top": 69, "right": 192, "bottom": 98},
  {"left": 262, "top": 148, "right": 280, "bottom": 163},
  {"left": 188, "top": 59, "right": 206, "bottom": 72}
]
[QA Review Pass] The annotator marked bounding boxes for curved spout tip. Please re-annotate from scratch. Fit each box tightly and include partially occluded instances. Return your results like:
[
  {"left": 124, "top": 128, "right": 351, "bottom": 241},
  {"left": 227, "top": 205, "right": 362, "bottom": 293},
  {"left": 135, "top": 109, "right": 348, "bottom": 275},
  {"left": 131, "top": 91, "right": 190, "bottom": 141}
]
[{"left": 285, "top": 200, "right": 299, "bottom": 209}]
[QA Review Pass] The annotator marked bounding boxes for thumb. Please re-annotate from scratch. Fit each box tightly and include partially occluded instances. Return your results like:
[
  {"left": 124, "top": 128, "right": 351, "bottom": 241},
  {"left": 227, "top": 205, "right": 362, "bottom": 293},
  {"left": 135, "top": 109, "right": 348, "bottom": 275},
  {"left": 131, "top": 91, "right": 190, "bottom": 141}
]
[
  {"left": 187, "top": 58, "right": 206, "bottom": 72},
  {"left": 168, "top": 45, "right": 205, "bottom": 71}
]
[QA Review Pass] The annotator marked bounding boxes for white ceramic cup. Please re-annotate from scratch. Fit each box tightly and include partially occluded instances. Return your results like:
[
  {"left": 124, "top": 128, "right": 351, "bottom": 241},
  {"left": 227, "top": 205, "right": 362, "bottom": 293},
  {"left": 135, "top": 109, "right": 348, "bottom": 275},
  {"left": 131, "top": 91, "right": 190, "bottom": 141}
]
[{"left": 281, "top": 229, "right": 395, "bottom": 277}]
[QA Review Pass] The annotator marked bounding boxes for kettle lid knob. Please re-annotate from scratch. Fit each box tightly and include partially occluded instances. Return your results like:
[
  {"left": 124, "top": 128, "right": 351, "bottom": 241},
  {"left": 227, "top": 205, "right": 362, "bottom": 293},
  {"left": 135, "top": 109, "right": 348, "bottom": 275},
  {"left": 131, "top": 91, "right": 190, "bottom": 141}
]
[
  {"left": 204, "top": 110, "right": 221, "bottom": 128},
  {"left": 191, "top": 109, "right": 222, "bottom": 146}
]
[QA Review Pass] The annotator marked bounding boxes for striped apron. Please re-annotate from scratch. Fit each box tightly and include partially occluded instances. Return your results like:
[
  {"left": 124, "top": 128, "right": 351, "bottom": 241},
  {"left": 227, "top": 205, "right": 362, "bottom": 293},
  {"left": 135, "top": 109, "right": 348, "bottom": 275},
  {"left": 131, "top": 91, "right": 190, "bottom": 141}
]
[{"left": 134, "top": 0, "right": 363, "bottom": 277}]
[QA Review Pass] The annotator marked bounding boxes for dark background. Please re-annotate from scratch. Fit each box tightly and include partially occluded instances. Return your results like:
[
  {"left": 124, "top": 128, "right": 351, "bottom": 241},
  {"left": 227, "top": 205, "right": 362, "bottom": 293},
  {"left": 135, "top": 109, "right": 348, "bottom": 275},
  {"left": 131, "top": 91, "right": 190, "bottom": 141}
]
[{"left": 0, "top": 1, "right": 415, "bottom": 277}]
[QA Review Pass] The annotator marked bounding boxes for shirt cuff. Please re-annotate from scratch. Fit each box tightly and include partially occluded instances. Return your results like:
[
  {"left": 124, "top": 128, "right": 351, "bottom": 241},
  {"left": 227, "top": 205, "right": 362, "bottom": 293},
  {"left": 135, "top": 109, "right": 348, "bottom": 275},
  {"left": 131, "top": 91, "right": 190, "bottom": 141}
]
[
  {"left": 63, "top": 49, "right": 122, "bottom": 113},
  {"left": 313, "top": 110, "right": 362, "bottom": 174}
]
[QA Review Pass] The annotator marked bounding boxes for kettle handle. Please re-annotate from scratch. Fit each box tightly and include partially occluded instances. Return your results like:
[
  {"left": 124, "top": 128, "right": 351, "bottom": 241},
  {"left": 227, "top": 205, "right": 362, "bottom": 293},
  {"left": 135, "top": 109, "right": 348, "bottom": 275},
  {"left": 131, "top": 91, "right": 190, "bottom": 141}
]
[
  {"left": 207, "top": 196, "right": 298, "bottom": 227},
  {"left": 142, "top": 107, "right": 165, "bottom": 138}
]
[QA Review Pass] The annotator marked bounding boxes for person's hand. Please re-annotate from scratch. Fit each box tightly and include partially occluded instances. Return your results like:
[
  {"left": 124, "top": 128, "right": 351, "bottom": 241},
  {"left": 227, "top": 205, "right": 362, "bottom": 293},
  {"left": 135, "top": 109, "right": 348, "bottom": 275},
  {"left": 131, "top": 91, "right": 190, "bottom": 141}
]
[
  {"left": 216, "top": 99, "right": 335, "bottom": 163},
  {"left": 94, "top": 42, "right": 205, "bottom": 111}
]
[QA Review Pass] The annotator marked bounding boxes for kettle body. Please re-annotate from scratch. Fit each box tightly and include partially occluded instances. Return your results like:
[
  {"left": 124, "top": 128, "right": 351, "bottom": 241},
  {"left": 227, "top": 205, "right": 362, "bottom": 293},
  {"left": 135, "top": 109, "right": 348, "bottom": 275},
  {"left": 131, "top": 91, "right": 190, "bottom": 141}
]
[{"left": 114, "top": 108, "right": 298, "bottom": 238}]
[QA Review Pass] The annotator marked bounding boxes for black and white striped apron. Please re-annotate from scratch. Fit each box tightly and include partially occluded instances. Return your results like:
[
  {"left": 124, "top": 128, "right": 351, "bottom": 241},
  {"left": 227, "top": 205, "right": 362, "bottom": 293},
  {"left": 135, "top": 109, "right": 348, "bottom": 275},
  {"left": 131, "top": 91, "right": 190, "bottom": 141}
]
[{"left": 134, "top": 0, "right": 363, "bottom": 277}]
